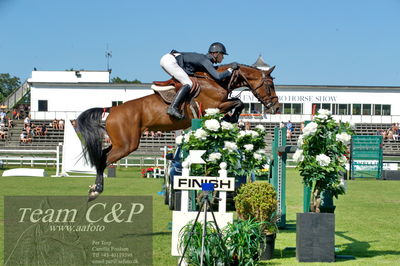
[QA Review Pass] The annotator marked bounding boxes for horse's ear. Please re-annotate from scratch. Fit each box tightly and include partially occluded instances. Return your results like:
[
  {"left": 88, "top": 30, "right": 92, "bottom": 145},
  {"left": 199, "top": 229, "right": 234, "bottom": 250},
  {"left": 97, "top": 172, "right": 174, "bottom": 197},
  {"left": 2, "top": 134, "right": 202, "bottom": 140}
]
[{"left": 266, "top": 65, "right": 276, "bottom": 74}]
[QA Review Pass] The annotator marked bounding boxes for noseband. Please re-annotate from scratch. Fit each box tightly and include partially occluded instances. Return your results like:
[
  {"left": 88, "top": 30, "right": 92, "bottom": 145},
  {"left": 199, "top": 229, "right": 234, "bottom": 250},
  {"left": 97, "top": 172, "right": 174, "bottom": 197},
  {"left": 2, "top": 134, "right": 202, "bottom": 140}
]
[{"left": 227, "top": 69, "right": 278, "bottom": 107}]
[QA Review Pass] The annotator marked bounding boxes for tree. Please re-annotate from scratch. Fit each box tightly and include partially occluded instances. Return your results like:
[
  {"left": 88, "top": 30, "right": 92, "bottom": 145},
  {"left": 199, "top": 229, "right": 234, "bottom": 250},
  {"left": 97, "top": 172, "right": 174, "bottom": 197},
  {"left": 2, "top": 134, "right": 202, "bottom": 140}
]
[
  {"left": 0, "top": 73, "right": 21, "bottom": 102},
  {"left": 111, "top": 77, "right": 141, "bottom": 84}
]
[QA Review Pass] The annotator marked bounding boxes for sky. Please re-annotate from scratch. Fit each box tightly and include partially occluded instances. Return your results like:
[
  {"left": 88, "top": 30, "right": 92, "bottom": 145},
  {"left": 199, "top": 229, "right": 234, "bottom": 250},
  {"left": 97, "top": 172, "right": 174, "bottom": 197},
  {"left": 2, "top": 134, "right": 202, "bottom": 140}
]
[{"left": 1, "top": 0, "right": 399, "bottom": 86}]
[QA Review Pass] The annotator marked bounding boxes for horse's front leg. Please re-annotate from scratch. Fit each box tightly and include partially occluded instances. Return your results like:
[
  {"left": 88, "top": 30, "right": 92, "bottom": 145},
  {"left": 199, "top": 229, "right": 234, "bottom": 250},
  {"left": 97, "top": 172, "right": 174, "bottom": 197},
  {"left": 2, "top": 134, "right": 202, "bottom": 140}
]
[{"left": 218, "top": 98, "right": 244, "bottom": 123}]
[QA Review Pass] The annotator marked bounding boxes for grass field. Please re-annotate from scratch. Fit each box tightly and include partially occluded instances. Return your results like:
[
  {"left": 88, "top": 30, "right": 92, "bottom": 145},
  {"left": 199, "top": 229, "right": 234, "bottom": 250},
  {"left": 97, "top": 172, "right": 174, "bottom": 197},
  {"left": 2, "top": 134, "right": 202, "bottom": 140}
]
[{"left": 0, "top": 166, "right": 399, "bottom": 265}]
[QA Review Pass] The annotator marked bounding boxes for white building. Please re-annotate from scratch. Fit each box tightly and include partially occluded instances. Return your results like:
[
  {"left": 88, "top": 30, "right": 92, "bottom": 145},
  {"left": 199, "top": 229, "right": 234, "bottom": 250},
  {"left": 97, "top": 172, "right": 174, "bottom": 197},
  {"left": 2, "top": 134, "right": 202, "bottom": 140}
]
[{"left": 28, "top": 69, "right": 400, "bottom": 124}]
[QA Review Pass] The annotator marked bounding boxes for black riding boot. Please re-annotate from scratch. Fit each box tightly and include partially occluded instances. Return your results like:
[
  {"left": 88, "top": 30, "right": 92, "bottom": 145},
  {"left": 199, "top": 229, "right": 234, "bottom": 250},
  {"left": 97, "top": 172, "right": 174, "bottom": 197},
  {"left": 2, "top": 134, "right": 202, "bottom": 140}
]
[{"left": 167, "top": 84, "right": 191, "bottom": 119}]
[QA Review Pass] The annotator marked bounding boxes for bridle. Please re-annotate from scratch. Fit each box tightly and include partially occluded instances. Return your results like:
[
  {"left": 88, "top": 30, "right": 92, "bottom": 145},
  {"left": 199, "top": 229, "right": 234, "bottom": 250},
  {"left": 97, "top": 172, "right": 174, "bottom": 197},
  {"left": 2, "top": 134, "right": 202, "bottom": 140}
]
[{"left": 227, "top": 68, "right": 278, "bottom": 109}]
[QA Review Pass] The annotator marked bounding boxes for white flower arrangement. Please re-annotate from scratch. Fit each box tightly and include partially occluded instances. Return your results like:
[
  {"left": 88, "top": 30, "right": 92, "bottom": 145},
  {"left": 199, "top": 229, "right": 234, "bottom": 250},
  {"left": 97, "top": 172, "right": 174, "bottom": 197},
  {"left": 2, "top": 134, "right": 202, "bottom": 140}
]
[
  {"left": 224, "top": 141, "right": 238, "bottom": 152},
  {"left": 244, "top": 144, "right": 254, "bottom": 151},
  {"left": 336, "top": 132, "right": 351, "bottom": 145},
  {"left": 204, "top": 119, "right": 220, "bottom": 131},
  {"left": 294, "top": 109, "right": 353, "bottom": 212},
  {"left": 315, "top": 108, "right": 332, "bottom": 120},
  {"left": 208, "top": 152, "right": 222, "bottom": 162},
  {"left": 194, "top": 128, "right": 208, "bottom": 140},
  {"left": 253, "top": 153, "right": 262, "bottom": 160},
  {"left": 302, "top": 122, "right": 318, "bottom": 137},
  {"left": 316, "top": 154, "right": 331, "bottom": 166},
  {"left": 221, "top": 121, "right": 235, "bottom": 130},
  {"left": 179, "top": 108, "right": 268, "bottom": 178},
  {"left": 176, "top": 135, "right": 183, "bottom": 145},
  {"left": 204, "top": 108, "right": 220, "bottom": 116},
  {"left": 293, "top": 149, "right": 304, "bottom": 163},
  {"left": 255, "top": 124, "right": 266, "bottom": 131}
]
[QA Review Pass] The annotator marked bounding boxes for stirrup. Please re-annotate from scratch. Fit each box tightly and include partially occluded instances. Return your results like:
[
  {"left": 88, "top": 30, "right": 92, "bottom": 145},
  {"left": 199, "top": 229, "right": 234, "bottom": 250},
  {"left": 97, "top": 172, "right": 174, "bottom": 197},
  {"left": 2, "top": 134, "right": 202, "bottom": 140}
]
[{"left": 167, "top": 106, "right": 184, "bottom": 119}]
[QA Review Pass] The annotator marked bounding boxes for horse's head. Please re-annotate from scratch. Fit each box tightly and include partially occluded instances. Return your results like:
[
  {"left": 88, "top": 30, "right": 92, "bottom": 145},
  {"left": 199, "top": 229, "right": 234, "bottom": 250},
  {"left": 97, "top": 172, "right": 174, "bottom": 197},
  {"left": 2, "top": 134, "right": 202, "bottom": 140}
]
[{"left": 227, "top": 64, "right": 280, "bottom": 114}]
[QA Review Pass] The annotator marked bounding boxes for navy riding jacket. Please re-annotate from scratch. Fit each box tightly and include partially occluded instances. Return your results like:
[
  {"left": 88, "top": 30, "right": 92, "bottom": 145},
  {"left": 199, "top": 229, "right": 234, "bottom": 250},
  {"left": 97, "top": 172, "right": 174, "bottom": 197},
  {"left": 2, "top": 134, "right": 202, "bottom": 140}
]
[{"left": 173, "top": 51, "right": 232, "bottom": 81}]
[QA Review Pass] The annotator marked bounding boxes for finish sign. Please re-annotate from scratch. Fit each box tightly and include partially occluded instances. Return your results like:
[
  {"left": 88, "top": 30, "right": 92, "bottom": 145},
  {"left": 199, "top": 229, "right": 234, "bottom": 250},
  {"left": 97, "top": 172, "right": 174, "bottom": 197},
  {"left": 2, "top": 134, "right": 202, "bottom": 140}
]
[{"left": 174, "top": 176, "right": 235, "bottom": 191}]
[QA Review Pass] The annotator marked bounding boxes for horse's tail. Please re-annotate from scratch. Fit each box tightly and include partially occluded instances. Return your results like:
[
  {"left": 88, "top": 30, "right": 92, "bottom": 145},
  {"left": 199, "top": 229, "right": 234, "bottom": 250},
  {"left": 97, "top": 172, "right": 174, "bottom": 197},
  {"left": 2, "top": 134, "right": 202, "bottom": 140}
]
[{"left": 76, "top": 107, "right": 109, "bottom": 168}]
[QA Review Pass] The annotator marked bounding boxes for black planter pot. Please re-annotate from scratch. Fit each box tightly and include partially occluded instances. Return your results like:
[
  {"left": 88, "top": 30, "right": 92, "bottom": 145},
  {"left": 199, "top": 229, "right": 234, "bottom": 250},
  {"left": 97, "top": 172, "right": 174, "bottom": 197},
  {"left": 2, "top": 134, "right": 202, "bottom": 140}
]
[
  {"left": 296, "top": 212, "right": 335, "bottom": 262},
  {"left": 260, "top": 233, "right": 276, "bottom": 260}
]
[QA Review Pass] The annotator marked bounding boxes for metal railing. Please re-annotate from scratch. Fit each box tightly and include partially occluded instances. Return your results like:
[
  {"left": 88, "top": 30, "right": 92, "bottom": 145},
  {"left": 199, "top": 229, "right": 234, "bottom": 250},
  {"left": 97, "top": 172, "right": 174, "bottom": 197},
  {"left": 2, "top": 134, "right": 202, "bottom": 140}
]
[{"left": 0, "top": 81, "right": 30, "bottom": 109}]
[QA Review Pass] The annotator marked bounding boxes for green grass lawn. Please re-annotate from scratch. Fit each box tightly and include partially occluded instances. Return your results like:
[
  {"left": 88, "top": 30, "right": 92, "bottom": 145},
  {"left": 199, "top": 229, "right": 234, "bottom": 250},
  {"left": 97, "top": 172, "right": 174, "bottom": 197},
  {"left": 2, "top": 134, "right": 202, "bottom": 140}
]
[{"left": 0, "top": 166, "right": 399, "bottom": 265}]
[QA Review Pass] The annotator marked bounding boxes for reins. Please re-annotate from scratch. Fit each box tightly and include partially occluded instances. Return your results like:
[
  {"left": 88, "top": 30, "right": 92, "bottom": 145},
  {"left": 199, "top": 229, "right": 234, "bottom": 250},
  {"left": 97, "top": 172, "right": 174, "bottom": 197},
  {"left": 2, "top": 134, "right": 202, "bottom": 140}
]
[{"left": 228, "top": 69, "right": 278, "bottom": 103}]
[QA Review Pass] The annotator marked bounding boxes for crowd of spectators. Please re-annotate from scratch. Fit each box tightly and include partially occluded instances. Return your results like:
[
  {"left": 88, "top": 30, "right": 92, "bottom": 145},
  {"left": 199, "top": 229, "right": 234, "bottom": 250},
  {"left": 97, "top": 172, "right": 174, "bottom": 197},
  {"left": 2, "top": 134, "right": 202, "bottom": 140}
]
[
  {"left": 18, "top": 115, "right": 65, "bottom": 144},
  {"left": 143, "top": 129, "right": 163, "bottom": 138}
]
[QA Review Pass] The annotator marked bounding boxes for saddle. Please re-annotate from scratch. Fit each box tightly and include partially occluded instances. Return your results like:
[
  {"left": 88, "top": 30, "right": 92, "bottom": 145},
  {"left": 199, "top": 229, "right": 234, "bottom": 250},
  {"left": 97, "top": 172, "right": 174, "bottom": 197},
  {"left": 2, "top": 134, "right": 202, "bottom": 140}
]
[{"left": 151, "top": 77, "right": 202, "bottom": 118}]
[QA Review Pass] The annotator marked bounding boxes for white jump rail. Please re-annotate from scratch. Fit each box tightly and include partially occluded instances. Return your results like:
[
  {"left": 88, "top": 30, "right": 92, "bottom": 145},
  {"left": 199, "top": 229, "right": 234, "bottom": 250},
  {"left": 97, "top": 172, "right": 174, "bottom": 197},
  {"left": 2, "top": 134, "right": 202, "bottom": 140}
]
[{"left": 0, "top": 147, "right": 61, "bottom": 176}]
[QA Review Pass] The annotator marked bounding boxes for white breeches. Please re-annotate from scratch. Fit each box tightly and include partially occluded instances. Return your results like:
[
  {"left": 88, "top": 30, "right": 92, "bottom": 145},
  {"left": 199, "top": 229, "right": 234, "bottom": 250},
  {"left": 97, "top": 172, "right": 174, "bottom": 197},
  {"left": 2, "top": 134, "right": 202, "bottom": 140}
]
[{"left": 160, "top": 53, "right": 193, "bottom": 87}]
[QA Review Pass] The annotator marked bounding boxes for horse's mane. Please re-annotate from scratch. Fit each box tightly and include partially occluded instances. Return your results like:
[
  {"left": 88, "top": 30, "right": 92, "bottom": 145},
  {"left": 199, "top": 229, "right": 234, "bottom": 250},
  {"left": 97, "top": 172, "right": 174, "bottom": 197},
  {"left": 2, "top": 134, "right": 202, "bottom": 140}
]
[
  {"left": 195, "top": 63, "right": 262, "bottom": 79},
  {"left": 219, "top": 63, "right": 267, "bottom": 73}
]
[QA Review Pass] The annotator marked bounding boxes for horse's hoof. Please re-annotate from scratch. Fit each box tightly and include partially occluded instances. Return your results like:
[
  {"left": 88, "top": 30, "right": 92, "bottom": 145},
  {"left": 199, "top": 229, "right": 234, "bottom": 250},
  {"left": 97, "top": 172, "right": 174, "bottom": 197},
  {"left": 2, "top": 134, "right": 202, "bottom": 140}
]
[
  {"left": 88, "top": 191, "right": 100, "bottom": 202},
  {"left": 88, "top": 184, "right": 97, "bottom": 192}
]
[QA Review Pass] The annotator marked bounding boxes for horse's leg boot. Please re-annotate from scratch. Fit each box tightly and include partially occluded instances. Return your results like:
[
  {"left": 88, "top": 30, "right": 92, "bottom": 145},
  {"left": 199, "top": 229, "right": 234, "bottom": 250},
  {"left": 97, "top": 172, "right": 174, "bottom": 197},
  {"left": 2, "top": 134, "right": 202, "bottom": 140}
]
[{"left": 167, "top": 84, "right": 190, "bottom": 119}]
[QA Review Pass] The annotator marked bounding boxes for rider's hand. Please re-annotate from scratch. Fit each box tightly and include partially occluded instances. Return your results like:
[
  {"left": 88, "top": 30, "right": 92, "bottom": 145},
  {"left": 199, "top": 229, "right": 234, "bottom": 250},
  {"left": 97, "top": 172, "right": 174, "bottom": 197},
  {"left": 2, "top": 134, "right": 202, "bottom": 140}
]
[{"left": 231, "top": 63, "right": 240, "bottom": 70}]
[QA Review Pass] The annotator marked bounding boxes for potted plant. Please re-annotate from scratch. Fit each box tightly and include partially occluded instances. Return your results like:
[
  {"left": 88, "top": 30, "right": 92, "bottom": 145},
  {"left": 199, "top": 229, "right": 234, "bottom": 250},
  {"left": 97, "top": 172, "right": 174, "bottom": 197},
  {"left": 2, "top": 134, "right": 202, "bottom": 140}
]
[
  {"left": 234, "top": 182, "right": 278, "bottom": 261},
  {"left": 179, "top": 219, "right": 265, "bottom": 265},
  {"left": 179, "top": 220, "right": 230, "bottom": 265},
  {"left": 223, "top": 218, "right": 265, "bottom": 265},
  {"left": 293, "top": 109, "right": 353, "bottom": 262}
]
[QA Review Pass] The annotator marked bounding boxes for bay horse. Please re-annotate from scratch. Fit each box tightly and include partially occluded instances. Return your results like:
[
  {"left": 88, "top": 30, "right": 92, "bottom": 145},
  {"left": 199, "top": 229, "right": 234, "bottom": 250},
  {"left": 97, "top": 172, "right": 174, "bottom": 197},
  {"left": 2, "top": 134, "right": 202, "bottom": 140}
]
[{"left": 76, "top": 64, "right": 279, "bottom": 200}]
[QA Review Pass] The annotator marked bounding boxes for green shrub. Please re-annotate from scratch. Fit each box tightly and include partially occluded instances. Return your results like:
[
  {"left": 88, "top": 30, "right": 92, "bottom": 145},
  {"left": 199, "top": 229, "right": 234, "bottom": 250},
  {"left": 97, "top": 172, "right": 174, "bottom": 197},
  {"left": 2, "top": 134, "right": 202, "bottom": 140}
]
[{"left": 234, "top": 182, "right": 278, "bottom": 232}]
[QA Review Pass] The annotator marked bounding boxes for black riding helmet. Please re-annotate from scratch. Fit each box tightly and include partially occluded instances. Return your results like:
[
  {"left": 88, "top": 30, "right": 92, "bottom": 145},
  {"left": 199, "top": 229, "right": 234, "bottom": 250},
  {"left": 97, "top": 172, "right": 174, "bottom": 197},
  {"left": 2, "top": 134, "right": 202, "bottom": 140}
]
[{"left": 208, "top": 42, "right": 228, "bottom": 55}]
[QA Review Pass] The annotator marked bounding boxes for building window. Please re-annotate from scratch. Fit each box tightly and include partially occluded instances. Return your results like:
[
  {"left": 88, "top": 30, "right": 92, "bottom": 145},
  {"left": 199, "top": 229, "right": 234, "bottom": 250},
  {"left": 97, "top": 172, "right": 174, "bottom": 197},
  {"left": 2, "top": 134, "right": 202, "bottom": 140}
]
[
  {"left": 251, "top": 103, "right": 262, "bottom": 114},
  {"left": 373, "top": 104, "right": 391, "bottom": 116},
  {"left": 352, "top": 104, "right": 361, "bottom": 115},
  {"left": 382, "top": 105, "right": 391, "bottom": 115},
  {"left": 312, "top": 103, "right": 331, "bottom": 113},
  {"left": 38, "top": 100, "right": 48, "bottom": 111},
  {"left": 292, "top": 103, "right": 302, "bottom": 114},
  {"left": 282, "top": 103, "right": 302, "bottom": 114},
  {"left": 112, "top": 101, "right": 123, "bottom": 107},
  {"left": 362, "top": 104, "right": 371, "bottom": 115},
  {"left": 243, "top": 103, "right": 251, "bottom": 113},
  {"left": 321, "top": 103, "right": 331, "bottom": 110},
  {"left": 339, "top": 104, "right": 350, "bottom": 115},
  {"left": 374, "top": 104, "right": 382, "bottom": 115}
]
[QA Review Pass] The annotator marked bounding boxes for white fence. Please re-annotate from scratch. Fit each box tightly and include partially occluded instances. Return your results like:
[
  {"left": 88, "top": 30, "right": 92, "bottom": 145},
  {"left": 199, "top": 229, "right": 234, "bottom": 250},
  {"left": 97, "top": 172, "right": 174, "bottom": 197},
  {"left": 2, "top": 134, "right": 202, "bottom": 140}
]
[{"left": 0, "top": 148, "right": 61, "bottom": 176}]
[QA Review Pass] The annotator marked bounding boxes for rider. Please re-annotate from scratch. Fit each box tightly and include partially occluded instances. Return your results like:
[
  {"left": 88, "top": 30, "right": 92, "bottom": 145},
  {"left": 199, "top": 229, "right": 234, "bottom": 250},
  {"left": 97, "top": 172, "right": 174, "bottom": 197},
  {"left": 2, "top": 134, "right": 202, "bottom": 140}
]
[{"left": 160, "top": 42, "right": 239, "bottom": 119}]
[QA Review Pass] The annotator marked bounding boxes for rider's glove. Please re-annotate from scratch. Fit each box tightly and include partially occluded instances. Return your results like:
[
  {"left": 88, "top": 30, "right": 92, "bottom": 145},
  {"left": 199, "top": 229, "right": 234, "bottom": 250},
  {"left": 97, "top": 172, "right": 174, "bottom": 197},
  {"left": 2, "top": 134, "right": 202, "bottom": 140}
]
[{"left": 231, "top": 63, "right": 240, "bottom": 70}]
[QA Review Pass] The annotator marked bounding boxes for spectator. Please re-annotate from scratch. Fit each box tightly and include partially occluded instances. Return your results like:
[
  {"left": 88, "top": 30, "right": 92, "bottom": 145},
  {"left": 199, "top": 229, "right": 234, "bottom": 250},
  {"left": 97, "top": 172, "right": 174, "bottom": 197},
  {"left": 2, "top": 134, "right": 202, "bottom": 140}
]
[
  {"left": 279, "top": 121, "right": 285, "bottom": 128},
  {"left": 52, "top": 118, "right": 59, "bottom": 130},
  {"left": 286, "top": 120, "right": 293, "bottom": 132},
  {"left": 286, "top": 120, "right": 294, "bottom": 139},
  {"left": 25, "top": 123, "right": 32, "bottom": 137},
  {"left": 245, "top": 121, "right": 251, "bottom": 130},
  {"left": 59, "top": 119, "right": 65, "bottom": 130},
  {"left": 35, "top": 124, "right": 42, "bottom": 136},
  {"left": 0, "top": 110, "right": 6, "bottom": 121},
  {"left": 20, "top": 131, "right": 27, "bottom": 143},
  {"left": 238, "top": 120, "right": 245, "bottom": 130},
  {"left": 12, "top": 109, "right": 18, "bottom": 119},
  {"left": 6, "top": 116, "right": 14, "bottom": 128},
  {"left": 41, "top": 123, "right": 48, "bottom": 136},
  {"left": 24, "top": 116, "right": 31, "bottom": 128},
  {"left": 0, "top": 127, "right": 6, "bottom": 140}
]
